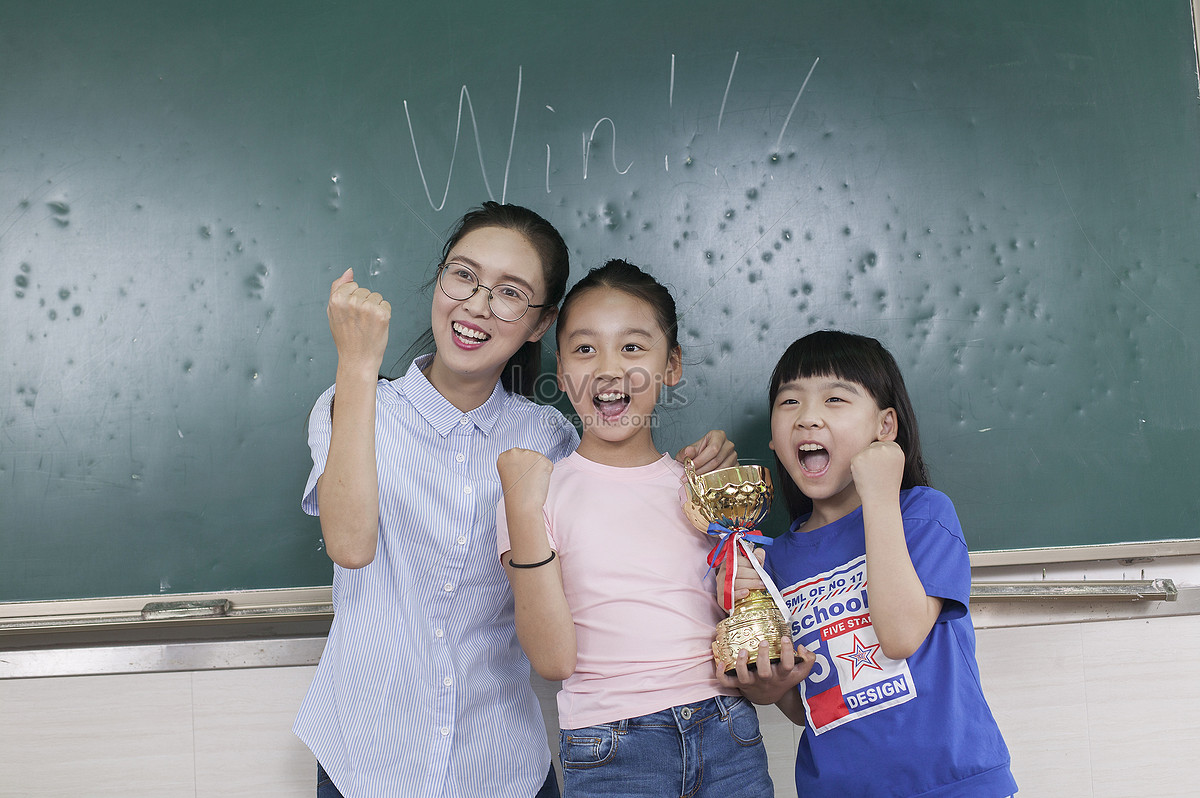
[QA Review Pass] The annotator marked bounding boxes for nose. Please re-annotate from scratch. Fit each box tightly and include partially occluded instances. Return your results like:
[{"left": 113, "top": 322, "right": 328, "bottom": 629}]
[
  {"left": 461, "top": 285, "right": 493, "bottom": 317},
  {"left": 595, "top": 348, "right": 623, "bottom": 380},
  {"left": 795, "top": 401, "right": 823, "bottom": 429}
]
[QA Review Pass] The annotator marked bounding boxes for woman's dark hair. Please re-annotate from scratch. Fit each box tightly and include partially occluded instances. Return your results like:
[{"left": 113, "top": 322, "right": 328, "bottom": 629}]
[
  {"left": 555, "top": 258, "right": 679, "bottom": 352},
  {"left": 401, "top": 201, "right": 570, "bottom": 397},
  {"left": 769, "top": 330, "right": 930, "bottom": 521}
]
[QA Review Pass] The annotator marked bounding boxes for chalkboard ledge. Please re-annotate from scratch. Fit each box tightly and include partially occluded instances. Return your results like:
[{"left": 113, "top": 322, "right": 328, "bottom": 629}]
[
  {"left": 969, "top": 538, "right": 1200, "bottom": 568},
  {"left": 2, "top": 582, "right": 1195, "bottom": 678},
  {"left": 0, "top": 586, "right": 333, "bottom": 640}
]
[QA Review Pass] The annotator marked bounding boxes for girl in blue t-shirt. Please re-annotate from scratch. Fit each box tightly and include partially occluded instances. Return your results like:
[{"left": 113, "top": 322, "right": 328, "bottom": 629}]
[{"left": 719, "top": 330, "right": 1017, "bottom": 798}]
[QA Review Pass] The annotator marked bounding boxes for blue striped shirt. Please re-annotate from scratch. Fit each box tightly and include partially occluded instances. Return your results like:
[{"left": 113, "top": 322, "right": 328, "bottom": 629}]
[{"left": 295, "top": 356, "right": 579, "bottom": 798}]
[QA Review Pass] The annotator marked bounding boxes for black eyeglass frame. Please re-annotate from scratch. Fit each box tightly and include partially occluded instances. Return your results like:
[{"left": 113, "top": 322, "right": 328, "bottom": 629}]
[{"left": 436, "top": 261, "right": 551, "bottom": 322}]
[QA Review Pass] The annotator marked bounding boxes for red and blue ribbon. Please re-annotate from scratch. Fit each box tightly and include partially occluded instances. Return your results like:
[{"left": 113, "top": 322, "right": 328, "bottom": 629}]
[{"left": 705, "top": 522, "right": 774, "bottom": 611}]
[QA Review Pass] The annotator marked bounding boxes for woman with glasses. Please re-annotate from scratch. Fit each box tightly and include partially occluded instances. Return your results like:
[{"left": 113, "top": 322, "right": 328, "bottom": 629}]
[{"left": 295, "top": 202, "right": 735, "bottom": 798}]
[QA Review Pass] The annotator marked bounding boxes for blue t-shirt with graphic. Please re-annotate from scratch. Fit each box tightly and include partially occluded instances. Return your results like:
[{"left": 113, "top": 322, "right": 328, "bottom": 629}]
[{"left": 766, "top": 487, "right": 1017, "bottom": 798}]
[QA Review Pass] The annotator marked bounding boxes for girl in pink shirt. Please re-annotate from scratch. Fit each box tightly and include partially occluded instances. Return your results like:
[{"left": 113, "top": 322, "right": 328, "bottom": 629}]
[{"left": 496, "top": 260, "right": 773, "bottom": 798}]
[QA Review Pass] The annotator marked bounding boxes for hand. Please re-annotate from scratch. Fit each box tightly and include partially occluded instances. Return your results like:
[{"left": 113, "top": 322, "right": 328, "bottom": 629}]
[
  {"left": 850, "top": 439, "right": 905, "bottom": 507},
  {"left": 677, "top": 429, "right": 737, "bottom": 474},
  {"left": 497, "top": 448, "right": 554, "bottom": 516},
  {"left": 715, "top": 639, "right": 815, "bottom": 706},
  {"left": 327, "top": 268, "right": 391, "bottom": 377},
  {"left": 716, "top": 548, "right": 766, "bottom": 607}
]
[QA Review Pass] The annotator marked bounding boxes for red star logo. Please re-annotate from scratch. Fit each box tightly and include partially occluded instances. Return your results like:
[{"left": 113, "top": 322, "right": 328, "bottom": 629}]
[{"left": 836, "top": 634, "right": 884, "bottom": 679}]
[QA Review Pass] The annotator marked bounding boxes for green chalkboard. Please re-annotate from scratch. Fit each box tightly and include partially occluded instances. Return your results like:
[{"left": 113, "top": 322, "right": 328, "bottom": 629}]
[{"left": 2, "top": 1, "right": 1199, "bottom": 602}]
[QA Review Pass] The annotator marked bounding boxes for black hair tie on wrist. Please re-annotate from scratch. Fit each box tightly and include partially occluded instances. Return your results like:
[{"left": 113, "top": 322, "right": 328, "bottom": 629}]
[{"left": 508, "top": 550, "right": 556, "bottom": 569}]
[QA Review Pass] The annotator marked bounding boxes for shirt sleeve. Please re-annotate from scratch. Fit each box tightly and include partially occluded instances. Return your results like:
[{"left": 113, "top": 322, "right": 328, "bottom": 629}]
[
  {"left": 300, "top": 384, "right": 337, "bottom": 516},
  {"left": 903, "top": 489, "right": 972, "bottom": 622},
  {"left": 541, "top": 407, "right": 580, "bottom": 461}
]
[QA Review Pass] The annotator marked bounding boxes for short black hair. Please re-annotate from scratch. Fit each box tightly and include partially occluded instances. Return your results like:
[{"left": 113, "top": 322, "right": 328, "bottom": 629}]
[{"left": 769, "top": 330, "right": 930, "bottom": 521}]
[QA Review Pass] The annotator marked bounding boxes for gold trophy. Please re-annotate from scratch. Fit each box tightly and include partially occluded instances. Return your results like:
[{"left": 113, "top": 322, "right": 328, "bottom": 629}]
[{"left": 684, "top": 461, "right": 792, "bottom": 673}]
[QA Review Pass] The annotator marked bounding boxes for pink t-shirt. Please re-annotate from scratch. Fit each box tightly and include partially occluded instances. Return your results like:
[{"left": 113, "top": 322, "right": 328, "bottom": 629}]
[{"left": 496, "top": 452, "right": 737, "bottom": 729}]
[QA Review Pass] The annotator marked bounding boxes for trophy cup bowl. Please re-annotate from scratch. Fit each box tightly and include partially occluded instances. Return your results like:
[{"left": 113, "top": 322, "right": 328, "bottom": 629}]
[{"left": 683, "top": 463, "right": 792, "bottom": 673}]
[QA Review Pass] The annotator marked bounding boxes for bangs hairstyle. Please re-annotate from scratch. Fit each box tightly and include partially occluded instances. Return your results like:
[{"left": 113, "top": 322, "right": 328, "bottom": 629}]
[{"left": 768, "top": 330, "right": 930, "bottom": 521}]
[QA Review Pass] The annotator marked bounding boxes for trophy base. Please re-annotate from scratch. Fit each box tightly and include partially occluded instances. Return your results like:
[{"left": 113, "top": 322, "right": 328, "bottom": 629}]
[
  {"left": 712, "top": 590, "right": 792, "bottom": 673},
  {"left": 713, "top": 653, "right": 782, "bottom": 676}
]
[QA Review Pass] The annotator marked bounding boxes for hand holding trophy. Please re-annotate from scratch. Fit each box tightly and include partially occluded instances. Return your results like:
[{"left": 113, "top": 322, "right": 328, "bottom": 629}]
[{"left": 683, "top": 460, "right": 793, "bottom": 673}]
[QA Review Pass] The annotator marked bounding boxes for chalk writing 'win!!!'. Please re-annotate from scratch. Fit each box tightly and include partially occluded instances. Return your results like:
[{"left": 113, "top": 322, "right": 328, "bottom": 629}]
[{"left": 402, "top": 54, "right": 820, "bottom": 209}]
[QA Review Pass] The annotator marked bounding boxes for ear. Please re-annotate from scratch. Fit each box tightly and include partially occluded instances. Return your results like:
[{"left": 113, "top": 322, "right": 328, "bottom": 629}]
[
  {"left": 877, "top": 407, "right": 899, "bottom": 442},
  {"left": 664, "top": 345, "right": 683, "bottom": 387},
  {"left": 527, "top": 306, "right": 558, "bottom": 343}
]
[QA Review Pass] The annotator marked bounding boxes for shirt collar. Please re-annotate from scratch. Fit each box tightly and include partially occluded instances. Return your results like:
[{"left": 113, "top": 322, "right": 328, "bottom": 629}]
[{"left": 399, "top": 354, "right": 508, "bottom": 437}]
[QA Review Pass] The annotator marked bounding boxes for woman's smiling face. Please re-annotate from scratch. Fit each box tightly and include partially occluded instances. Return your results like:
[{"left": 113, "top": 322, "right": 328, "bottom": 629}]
[{"left": 427, "top": 225, "right": 555, "bottom": 393}]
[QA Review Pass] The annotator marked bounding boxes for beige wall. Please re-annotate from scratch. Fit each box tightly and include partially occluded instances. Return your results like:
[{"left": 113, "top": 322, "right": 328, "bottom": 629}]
[{"left": 2, "top": 613, "right": 1198, "bottom": 797}]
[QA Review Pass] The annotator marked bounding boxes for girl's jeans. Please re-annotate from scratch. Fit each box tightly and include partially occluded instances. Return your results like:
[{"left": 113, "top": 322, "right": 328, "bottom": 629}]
[{"left": 559, "top": 695, "right": 773, "bottom": 798}]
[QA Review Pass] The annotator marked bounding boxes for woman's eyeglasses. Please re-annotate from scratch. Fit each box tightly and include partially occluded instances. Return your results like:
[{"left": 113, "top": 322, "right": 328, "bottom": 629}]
[{"left": 437, "top": 262, "right": 549, "bottom": 322}]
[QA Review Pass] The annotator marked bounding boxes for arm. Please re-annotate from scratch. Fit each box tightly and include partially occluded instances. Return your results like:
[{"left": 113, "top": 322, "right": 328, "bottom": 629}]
[
  {"left": 715, "top": 640, "right": 814, "bottom": 727},
  {"left": 497, "top": 448, "right": 577, "bottom": 682},
  {"left": 853, "top": 441, "right": 944, "bottom": 660},
  {"left": 315, "top": 269, "right": 391, "bottom": 569},
  {"left": 676, "top": 429, "right": 738, "bottom": 473}
]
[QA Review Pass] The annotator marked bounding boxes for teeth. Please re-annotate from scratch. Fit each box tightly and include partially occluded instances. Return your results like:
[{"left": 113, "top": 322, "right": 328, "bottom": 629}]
[
  {"left": 798, "top": 443, "right": 825, "bottom": 451},
  {"left": 595, "top": 392, "right": 628, "bottom": 402},
  {"left": 453, "top": 322, "right": 489, "bottom": 341}
]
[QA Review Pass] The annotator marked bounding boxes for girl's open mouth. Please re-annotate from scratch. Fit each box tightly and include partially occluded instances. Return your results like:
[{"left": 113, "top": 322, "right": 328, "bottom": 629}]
[
  {"left": 593, "top": 391, "right": 630, "bottom": 421},
  {"left": 798, "top": 443, "right": 830, "bottom": 476}
]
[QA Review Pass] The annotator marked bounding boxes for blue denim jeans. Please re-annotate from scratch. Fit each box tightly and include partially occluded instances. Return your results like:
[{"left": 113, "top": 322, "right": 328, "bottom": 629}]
[
  {"left": 316, "top": 763, "right": 339, "bottom": 798},
  {"left": 558, "top": 695, "right": 772, "bottom": 798},
  {"left": 317, "top": 762, "right": 560, "bottom": 797}
]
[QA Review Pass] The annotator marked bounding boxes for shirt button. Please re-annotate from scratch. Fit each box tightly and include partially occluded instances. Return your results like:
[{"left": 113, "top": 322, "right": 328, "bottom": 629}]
[
  {"left": 443, "top": 676, "right": 453, "bottom": 687},
  {"left": 457, "top": 536, "right": 467, "bottom": 546},
  {"left": 456, "top": 453, "right": 465, "bottom": 463},
  {"left": 463, "top": 485, "right": 472, "bottom": 494},
  {"left": 434, "top": 629, "right": 444, "bottom": 638},
  {"left": 444, "top": 583, "right": 454, "bottom": 592},
  {"left": 459, "top": 416, "right": 469, "bottom": 425},
  {"left": 441, "top": 726, "right": 451, "bottom": 736}
]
